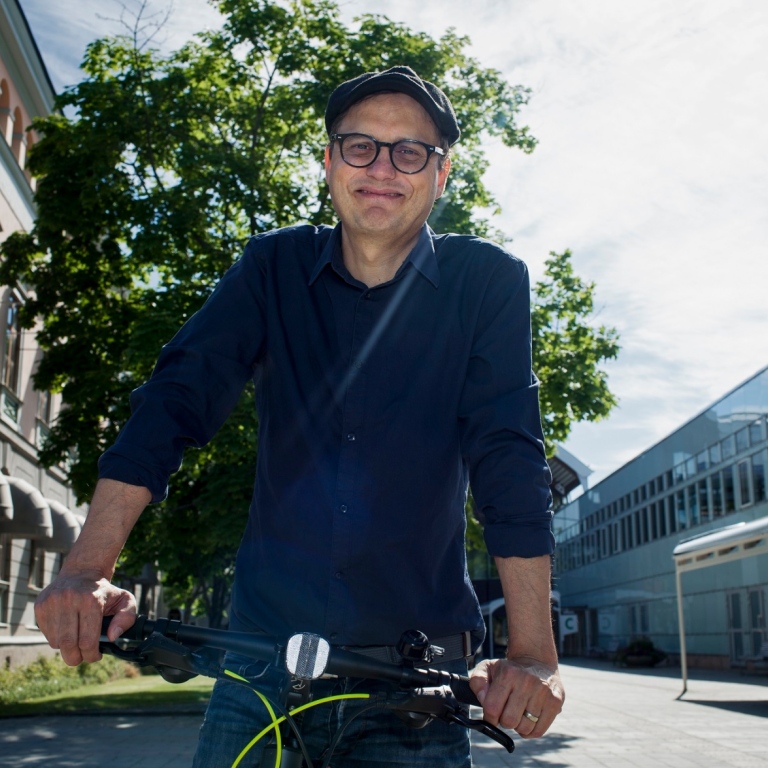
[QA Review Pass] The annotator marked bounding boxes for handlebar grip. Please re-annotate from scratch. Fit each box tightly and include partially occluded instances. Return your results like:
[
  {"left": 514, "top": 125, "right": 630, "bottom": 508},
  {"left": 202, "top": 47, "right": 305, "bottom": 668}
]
[{"left": 449, "top": 675, "right": 482, "bottom": 708}]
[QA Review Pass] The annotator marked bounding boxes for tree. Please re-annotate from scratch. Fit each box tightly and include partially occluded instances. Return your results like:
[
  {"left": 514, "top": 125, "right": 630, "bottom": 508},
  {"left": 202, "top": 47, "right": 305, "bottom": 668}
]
[
  {"left": 532, "top": 249, "right": 620, "bottom": 449},
  {"left": 0, "top": 0, "right": 615, "bottom": 625}
]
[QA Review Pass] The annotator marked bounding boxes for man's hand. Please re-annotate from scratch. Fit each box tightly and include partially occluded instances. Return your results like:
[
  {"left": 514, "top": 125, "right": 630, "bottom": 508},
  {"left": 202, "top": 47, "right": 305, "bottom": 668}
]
[
  {"left": 469, "top": 656, "right": 564, "bottom": 738},
  {"left": 34, "top": 479, "right": 150, "bottom": 666},
  {"left": 35, "top": 570, "right": 137, "bottom": 666}
]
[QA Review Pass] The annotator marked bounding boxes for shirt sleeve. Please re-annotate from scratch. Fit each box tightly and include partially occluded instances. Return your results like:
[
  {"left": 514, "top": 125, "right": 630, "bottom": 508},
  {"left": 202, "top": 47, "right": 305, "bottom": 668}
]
[
  {"left": 98, "top": 237, "right": 268, "bottom": 503},
  {"left": 458, "top": 249, "right": 554, "bottom": 558}
]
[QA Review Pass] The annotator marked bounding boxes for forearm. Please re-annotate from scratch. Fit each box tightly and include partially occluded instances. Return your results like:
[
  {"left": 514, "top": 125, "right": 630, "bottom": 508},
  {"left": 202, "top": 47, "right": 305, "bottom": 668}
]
[
  {"left": 62, "top": 478, "right": 151, "bottom": 578},
  {"left": 496, "top": 554, "right": 558, "bottom": 668}
]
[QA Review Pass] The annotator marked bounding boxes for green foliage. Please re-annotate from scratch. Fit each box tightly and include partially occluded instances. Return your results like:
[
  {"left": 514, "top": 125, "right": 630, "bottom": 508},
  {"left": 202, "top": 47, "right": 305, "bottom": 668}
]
[
  {"left": 0, "top": 0, "right": 616, "bottom": 621},
  {"left": 0, "top": 653, "right": 133, "bottom": 705},
  {"left": 532, "top": 250, "right": 620, "bottom": 452}
]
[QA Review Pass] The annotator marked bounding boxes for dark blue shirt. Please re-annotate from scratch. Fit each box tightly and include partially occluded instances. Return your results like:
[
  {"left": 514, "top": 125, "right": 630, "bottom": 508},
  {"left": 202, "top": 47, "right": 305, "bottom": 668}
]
[{"left": 99, "top": 223, "right": 553, "bottom": 647}]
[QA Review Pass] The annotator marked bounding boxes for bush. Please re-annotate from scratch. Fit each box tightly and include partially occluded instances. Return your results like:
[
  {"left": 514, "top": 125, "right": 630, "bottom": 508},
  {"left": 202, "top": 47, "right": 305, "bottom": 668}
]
[
  {"left": 0, "top": 653, "right": 136, "bottom": 705},
  {"left": 613, "top": 636, "right": 668, "bottom": 668}
]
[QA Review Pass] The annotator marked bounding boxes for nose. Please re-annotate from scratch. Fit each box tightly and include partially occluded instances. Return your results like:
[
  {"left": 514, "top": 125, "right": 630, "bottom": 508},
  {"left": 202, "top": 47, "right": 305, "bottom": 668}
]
[{"left": 365, "top": 147, "right": 397, "bottom": 179}]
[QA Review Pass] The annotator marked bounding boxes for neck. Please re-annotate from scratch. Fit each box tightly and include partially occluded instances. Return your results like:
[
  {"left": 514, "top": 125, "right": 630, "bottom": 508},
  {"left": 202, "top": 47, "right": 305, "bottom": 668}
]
[{"left": 340, "top": 227, "right": 421, "bottom": 287}]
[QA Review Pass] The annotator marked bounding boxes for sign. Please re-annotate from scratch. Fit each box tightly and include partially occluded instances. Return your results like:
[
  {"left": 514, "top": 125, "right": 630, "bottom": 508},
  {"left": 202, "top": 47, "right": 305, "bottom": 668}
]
[{"left": 560, "top": 612, "right": 579, "bottom": 638}]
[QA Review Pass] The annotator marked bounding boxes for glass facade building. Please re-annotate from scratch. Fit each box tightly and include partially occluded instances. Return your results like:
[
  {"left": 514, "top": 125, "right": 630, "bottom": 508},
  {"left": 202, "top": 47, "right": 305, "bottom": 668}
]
[{"left": 555, "top": 365, "right": 768, "bottom": 669}]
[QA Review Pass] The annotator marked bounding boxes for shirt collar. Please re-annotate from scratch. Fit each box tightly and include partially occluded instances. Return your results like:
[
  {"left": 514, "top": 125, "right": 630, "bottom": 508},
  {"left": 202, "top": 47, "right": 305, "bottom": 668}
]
[{"left": 309, "top": 223, "right": 440, "bottom": 288}]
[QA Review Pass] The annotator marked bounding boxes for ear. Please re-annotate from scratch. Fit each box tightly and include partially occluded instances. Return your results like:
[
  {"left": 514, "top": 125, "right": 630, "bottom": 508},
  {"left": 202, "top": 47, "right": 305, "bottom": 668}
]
[
  {"left": 435, "top": 155, "right": 451, "bottom": 200},
  {"left": 324, "top": 143, "right": 332, "bottom": 184}
]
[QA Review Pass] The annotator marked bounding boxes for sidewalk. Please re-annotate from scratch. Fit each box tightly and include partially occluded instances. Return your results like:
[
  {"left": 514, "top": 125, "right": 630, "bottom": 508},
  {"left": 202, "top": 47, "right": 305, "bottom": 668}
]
[
  {"left": 473, "top": 660, "right": 768, "bottom": 767},
  {"left": 0, "top": 660, "right": 765, "bottom": 767}
]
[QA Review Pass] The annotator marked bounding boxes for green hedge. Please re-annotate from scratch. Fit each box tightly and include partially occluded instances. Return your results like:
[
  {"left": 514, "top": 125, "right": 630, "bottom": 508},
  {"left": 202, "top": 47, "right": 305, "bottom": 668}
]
[{"left": 0, "top": 653, "right": 135, "bottom": 705}]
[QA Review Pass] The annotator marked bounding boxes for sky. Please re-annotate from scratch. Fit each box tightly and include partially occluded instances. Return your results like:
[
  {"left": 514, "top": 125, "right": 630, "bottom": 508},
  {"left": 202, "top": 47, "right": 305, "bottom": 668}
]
[{"left": 16, "top": 0, "right": 768, "bottom": 492}]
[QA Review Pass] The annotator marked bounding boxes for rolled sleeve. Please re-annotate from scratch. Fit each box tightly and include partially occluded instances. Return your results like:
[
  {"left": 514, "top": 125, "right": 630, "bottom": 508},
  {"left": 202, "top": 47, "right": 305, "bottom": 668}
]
[
  {"left": 98, "top": 238, "right": 268, "bottom": 502},
  {"left": 458, "top": 254, "right": 554, "bottom": 558}
]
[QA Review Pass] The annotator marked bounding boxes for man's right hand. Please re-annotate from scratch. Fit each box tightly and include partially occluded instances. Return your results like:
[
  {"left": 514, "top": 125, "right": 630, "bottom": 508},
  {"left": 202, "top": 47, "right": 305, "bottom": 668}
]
[{"left": 34, "top": 569, "right": 137, "bottom": 666}]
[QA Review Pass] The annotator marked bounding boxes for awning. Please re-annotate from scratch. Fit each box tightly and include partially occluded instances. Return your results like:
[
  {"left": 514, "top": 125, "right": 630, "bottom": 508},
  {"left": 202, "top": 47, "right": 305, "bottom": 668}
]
[
  {"left": 46, "top": 498, "right": 82, "bottom": 552},
  {"left": 672, "top": 516, "right": 768, "bottom": 694},
  {"left": 549, "top": 444, "right": 592, "bottom": 498},
  {"left": 0, "top": 476, "right": 53, "bottom": 539},
  {"left": 0, "top": 474, "right": 13, "bottom": 522}
]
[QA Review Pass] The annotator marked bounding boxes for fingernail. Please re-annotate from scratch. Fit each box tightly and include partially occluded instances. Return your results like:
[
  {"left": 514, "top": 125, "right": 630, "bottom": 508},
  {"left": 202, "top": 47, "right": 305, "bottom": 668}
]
[{"left": 477, "top": 689, "right": 487, "bottom": 705}]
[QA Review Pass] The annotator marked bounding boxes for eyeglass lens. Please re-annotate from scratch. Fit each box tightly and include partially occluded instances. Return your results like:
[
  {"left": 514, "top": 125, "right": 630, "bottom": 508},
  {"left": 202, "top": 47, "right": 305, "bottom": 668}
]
[{"left": 339, "top": 134, "right": 431, "bottom": 173}]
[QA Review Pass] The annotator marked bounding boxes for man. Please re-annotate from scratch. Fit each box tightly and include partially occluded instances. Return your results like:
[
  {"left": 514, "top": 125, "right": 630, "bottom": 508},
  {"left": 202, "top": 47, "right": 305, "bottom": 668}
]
[{"left": 35, "top": 66, "right": 564, "bottom": 766}]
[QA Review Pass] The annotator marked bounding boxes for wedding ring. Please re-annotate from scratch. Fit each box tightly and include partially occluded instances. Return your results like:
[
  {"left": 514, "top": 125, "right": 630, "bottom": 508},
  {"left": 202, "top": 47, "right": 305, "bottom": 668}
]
[{"left": 523, "top": 710, "right": 540, "bottom": 723}]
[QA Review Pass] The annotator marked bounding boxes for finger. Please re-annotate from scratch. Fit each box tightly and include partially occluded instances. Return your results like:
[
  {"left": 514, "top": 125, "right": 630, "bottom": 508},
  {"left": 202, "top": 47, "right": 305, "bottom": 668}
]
[
  {"left": 481, "top": 664, "right": 526, "bottom": 726},
  {"left": 515, "top": 682, "right": 564, "bottom": 738},
  {"left": 468, "top": 660, "right": 492, "bottom": 705},
  {"left": 106, "top": 591, "right": 138, "bottom": 641}
]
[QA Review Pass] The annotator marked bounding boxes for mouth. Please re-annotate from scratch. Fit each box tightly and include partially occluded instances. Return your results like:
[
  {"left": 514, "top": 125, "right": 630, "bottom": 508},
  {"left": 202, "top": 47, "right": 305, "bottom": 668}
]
[{"left": 355, "top": 187, "right": 404, "bottom": 200}]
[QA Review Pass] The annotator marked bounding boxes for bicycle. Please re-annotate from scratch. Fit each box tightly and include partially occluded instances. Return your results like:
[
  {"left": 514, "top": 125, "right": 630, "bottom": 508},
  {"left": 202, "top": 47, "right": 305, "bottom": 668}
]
[{"left": 99, "top": 614, "right": 515, "bottom": 767}]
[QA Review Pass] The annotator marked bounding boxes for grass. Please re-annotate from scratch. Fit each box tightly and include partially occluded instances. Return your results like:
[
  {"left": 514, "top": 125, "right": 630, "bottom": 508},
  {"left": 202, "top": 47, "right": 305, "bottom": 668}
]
[{"left": 0, "top": 672, "right": 215, "bottom": 717}]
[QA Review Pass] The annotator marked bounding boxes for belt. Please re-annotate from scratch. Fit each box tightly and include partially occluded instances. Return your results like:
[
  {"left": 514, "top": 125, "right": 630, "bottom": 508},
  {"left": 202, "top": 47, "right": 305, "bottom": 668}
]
[{"left": 342, "top": 631, "right": 474, "bottom": 665}]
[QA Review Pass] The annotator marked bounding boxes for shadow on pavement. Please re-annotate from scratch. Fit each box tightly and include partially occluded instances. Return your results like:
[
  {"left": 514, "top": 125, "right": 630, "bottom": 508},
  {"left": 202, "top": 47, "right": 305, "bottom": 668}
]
[
  {"left": 684, "top": 699, "right": 768, "bottom": 718},
  {"left": 475, "top": 731, "right": 581, "bottom": 767}
]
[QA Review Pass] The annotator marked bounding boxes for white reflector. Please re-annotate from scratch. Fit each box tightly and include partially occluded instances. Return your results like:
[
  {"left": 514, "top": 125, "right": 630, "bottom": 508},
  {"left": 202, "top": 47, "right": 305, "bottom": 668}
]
[{"left": 285, "top": 633, "right": 331, "bottom": 680}]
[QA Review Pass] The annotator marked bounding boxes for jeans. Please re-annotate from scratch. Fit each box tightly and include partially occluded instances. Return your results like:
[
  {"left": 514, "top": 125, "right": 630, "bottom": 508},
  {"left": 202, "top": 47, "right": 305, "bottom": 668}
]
[{"left": 192, "top": 654, "right": 472, "bottom": 767}]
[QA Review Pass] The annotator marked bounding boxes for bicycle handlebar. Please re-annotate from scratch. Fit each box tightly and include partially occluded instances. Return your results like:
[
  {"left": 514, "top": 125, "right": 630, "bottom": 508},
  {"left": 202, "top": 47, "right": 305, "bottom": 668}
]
[
  {"left": 99, "top": 615, "right": 514, "bottom": 755},
  {"left": 103, "top": 614, "right": 481, "bottom": 706}
]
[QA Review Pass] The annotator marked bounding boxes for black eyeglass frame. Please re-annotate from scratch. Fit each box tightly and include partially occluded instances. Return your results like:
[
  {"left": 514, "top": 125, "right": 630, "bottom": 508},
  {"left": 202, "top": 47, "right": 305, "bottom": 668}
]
[{"left": 329, "top": 133, "right": 446, "bottom": 174}]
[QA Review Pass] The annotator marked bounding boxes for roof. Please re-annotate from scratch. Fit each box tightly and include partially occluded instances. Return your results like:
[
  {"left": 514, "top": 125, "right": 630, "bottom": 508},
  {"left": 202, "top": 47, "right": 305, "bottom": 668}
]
[{"left": 673, "top": 515, "right": 768, "bottom": 573}]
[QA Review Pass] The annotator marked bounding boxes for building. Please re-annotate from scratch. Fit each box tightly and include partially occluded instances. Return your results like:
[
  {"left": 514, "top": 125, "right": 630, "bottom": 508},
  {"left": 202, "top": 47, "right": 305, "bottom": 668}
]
[
  {"left": 0, "top": 0, "right": 85, "bottom": 667},
  {"left": 555, "top": 365, "right": 768, "bottom": 669}
]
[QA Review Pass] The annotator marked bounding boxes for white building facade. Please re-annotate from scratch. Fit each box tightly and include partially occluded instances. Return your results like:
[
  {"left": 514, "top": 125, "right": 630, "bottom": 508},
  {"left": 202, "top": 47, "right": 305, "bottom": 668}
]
[{"left": 0, "top": 0, "right": 85, "bottom": 667}]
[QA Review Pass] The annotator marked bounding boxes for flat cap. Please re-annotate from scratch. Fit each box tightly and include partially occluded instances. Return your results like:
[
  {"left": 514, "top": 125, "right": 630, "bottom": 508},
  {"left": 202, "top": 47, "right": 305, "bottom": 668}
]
[{"left": 325, "top": 65, "right": 460, "bottom": 145}]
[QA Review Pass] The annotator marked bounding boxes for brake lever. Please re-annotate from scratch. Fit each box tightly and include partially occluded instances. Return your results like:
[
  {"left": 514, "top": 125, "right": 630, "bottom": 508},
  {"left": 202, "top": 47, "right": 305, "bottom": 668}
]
[
  {"left": 99, "top": 631, "right": 219, "bottom": 684},
  {"left": 446, "top": 709, "right": 515, "bottom": 753}
]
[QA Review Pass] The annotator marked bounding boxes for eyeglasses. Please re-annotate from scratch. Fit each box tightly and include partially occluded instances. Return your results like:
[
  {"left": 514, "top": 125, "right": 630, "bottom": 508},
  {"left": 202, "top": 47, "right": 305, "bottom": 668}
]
[{"left": 329, "top": 133, "right": 445, "bottom": 174}]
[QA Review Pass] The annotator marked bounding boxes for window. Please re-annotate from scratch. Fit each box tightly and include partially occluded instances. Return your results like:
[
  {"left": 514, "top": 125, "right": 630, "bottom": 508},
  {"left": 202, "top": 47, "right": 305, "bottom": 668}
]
[
  {"left": 687, "top": 484, "right": 699, "bottom": 526},
  {"left": 674, "top": 463, "right": 686, "bottom": 484},
  {"left": 722, "top": 435, "right": 736, "bottom": 461},
  {"left": 665, "top": 470, "right": 674, "bottom": 489},
  {"left": 738, "top": 461, "right": 752, "bottom": 507},
  {"left": 676, "top": 490, "right": 688, "bottom": 529},
  {"left": 28, "top": 541, "right": 45, "bottom": 589},
  {"left": 667, "top": 495, "right": 677, "bottom": 533},
  {"left": 711, "top": 473, "right": 723, "bottom": 516},
  {"left": 649, "top": 478, "right": 656, "bottom": 497},
  {"left": 2, "top": 294, "right": 23, "bottom": 423},
  {"left": 709, "top": 442, "right": 722, "bottom": 466},
  {"left": 686, "top": 456, "right": 696, "bottom": 478},
  {"left": 0, "top": 535, "right": 11, "bottom": 625},
  {"left": 659, "top": 498, "right": 668, "bottom": 537},
  {"left": 735, "top": 428, "right": 750, "bottom": 453},
  {"left": 650, "top": 502, "right": 658, "bottom": 539},
  {"left": 752, "top": 452, "right": 766, "bottom": 503},
  {"left": 37, "top": 390, "right": 52, "bottom": 423},
  {"left": 749, "top": 419, "right": 764, "bottom": 446},
  {"left": 641, "top": 507, "right": 649, "bottom": 543},
  {"left": 723, "top": 467, "right": 736, "bottom": 513},
  {"left": 696, "top": 451, "right": 708, "bottom": 473},
  {"left": 698, "top": 479, "right": 710, "bottom": 523}
]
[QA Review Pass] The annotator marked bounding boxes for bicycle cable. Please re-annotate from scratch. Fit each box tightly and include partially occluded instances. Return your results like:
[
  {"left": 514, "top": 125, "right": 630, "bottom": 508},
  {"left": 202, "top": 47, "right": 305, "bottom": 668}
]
[{"left": 224, "top": 667, "right": 371, "bottom": 768}]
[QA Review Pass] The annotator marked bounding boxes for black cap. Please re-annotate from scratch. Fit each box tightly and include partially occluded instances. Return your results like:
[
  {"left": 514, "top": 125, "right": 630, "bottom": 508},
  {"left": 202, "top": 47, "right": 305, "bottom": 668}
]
[{"left": 325, "top": 65, "right": 460, "bottom": 146}]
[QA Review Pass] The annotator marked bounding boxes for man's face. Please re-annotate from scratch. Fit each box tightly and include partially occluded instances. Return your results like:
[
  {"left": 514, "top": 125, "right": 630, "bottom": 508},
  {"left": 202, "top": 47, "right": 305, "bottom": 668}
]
[{"left": 324, "top": 92, "right": 451, "bottom": 246}]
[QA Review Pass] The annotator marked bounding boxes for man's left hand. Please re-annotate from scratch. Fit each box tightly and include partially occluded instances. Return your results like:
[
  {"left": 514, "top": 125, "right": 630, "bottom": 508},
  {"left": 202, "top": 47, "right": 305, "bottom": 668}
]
[{"left": 469, "top": 657, "right": 564, "bottom": 738}]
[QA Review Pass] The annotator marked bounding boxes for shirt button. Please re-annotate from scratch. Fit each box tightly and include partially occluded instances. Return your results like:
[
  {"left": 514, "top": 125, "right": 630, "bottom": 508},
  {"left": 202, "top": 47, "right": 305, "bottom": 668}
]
[
  {"left": 340, "top": 504, "right": 348, "bottom": 513},
  {"left": 346, "top": 433, "right": 356, "bottom": 442},
  {"left": 335, "top": 571, "right": 344, "bottom": 579},
  {"left": 355, "top": 360, "right": 363, "bottom": 369},
  {"left": 364, "top": 291, "right": 372, "bottom": 299}
]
